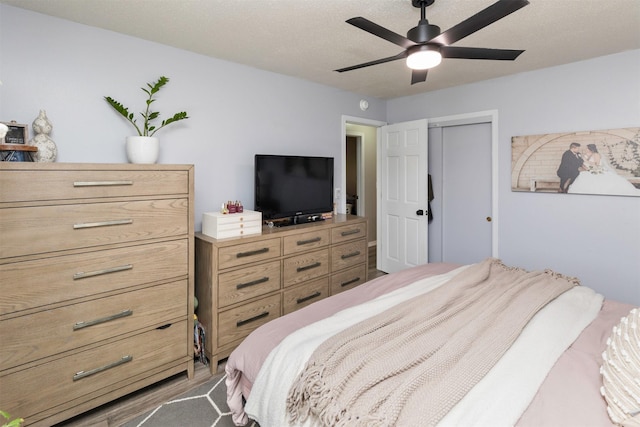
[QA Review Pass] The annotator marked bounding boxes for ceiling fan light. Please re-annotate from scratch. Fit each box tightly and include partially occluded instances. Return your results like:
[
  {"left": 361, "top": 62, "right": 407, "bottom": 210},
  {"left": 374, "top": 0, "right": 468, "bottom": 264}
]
[{"left": 406, "top": 49, "right": 442, "bottom": 70}]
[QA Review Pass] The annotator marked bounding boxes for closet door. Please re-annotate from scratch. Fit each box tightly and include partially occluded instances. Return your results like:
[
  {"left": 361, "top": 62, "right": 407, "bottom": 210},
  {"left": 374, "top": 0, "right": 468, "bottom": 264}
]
[{"left": 429, "top": 122, "right": 492, "bottom": 264}]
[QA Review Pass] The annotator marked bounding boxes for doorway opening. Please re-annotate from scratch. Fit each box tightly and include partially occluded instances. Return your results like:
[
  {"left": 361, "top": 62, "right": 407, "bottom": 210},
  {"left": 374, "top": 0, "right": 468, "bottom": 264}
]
[
  {"left": 343, "top": 116, "right": 386, "bottom": 246},
  {"left": 345, "top": 135, "right": 360, "bottom": 216}
]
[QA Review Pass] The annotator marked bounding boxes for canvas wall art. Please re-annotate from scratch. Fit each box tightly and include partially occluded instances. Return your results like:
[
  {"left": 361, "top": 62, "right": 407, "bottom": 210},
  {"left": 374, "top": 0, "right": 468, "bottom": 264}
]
[{"left": 511, "top": 127, "right": 640, "bottom": 197}]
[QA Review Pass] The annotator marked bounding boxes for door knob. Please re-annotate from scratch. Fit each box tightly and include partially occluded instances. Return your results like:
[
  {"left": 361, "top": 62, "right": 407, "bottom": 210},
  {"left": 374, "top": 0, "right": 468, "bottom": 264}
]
[
  {"left": 416, "top": 209, "right": 424, "bottom": 216},
  {"left": 486, "top": 216, "right": 492, "bottom": 222}
]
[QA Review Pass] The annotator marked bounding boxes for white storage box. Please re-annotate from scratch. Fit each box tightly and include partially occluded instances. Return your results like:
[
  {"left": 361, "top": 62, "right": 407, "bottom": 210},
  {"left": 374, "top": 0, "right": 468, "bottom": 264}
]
[{"left": 202, "top": 210, "right": 262, "bottom": 239}]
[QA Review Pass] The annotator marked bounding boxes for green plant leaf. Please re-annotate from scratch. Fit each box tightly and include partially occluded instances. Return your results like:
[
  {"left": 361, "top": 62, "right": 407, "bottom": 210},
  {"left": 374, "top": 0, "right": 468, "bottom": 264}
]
[
  {"left": 0, "top": 410, "right": 24, "bottom": 427},
  {"left": 104, "top": 96, "right": 142, "bottom": 136},
  {"left": 162, "top": 112, "right": 189, "bottom": 126}
]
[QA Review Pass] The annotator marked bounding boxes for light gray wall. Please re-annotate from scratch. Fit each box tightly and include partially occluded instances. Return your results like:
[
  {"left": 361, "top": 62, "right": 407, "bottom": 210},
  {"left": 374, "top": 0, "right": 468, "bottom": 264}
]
[
  {"left": 1, "top": 5, "right": 638, "bottom": 305},
  {"left": 387, "top": 50, "right": 640, "bottom": 305},
  {"left": 0, "top": 5, "right": 386, "bottom": 231}
]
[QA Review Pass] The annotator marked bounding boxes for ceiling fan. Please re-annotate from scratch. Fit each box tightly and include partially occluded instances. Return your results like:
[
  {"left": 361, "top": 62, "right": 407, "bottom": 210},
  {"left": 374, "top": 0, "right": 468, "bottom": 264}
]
[{"left": 335, "top": 0, "right": 530, "bottom": 85}]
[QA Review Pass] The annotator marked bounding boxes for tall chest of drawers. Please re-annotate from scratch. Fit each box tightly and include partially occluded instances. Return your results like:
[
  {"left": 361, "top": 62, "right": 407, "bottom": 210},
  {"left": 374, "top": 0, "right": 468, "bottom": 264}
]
[
  {"left": 0, "top": 163, "right": 194, "bottom": 426},
  {"left": 195, "top": 215, "right": 368, "bottom": 372}
]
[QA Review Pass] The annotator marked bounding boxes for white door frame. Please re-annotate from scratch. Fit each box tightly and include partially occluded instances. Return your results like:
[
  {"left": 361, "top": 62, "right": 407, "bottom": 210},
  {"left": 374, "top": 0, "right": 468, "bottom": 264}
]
[
  {"left": 428, "top": 110, "right": 499, "bottom": 258},
  {"left": 341, "top": 115, "right": 387, "bottom": 214}
]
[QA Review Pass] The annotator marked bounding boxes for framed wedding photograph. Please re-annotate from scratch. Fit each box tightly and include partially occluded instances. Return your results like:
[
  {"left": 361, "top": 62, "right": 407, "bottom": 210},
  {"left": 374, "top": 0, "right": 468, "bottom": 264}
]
[
  {"left": 1, "top": 121, "right": 28, "bottom": 145},
  {"left": 511, "top": 127, "right": 640, "bottom": 197}
]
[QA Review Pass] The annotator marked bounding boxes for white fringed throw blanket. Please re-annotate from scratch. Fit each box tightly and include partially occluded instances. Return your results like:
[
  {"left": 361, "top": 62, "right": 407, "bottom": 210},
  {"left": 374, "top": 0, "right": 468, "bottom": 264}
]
[{"left": 286, "top": 258, "right": 579, "bottom": 427}]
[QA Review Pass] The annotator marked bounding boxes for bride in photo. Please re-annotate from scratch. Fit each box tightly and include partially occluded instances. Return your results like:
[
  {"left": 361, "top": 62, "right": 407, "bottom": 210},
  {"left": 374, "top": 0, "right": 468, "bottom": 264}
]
[{"left": 568, "top": 143, "right": 640, "bottom": 196}]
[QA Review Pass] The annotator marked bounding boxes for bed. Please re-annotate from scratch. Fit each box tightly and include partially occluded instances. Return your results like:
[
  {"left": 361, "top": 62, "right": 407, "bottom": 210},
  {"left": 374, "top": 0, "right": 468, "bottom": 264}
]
[{"left": 225, "top": 258, "right": 639, "bottom": 427}]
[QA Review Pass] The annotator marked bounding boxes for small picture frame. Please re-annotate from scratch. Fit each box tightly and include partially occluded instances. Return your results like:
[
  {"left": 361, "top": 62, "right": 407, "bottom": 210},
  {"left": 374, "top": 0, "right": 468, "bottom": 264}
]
[{"left": 1, "top": 121, "right": 28, "bottom": 145}]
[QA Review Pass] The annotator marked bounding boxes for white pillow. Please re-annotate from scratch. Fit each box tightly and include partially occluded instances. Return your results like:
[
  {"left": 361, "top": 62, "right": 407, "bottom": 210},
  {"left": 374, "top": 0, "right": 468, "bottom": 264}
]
[{"left": 601, "top": 307, "right": 640, "bottom": 427}]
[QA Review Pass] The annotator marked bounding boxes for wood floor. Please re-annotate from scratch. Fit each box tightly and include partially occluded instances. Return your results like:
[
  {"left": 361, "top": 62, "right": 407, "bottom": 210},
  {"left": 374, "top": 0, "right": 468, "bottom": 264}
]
[
  {"left": 368, "top": 244, "right": 387, "bottom": 280},
  {"left": 55, "top": 245, "right": 386, "bottom": 426}
]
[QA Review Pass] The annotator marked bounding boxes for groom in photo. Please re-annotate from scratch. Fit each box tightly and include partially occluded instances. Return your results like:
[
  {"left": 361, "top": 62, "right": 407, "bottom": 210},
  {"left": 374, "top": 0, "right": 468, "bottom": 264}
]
[{"left": 557, "top": 142, "right": 584, "bottom": 193}]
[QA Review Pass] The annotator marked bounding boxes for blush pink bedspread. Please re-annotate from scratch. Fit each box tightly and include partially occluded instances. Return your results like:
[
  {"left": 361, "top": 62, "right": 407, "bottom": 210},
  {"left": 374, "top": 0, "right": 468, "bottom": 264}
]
[
  {"left": 517, "top": 298, "right": 634, "bottom": 427},
  {"left": 225, "top": 262, "right": 634, "bottom": 426}
]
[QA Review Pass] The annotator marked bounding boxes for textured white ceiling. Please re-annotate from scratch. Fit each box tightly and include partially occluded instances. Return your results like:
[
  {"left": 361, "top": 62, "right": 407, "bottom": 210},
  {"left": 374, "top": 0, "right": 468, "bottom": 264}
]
[{"left": 3, "top": 0, "right": 639, "bottom": 99}]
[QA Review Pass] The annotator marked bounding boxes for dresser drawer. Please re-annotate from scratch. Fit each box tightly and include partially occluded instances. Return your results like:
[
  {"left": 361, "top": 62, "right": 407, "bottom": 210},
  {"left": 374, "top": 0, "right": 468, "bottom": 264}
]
[
  {"left": 332, "top": 239, "right": 367, "bottom": 272},
  {"left": 331, "top": 264, "right": 367, "bottom": 295},
  {"left": 218, "top": 260, "right": 281, "bottom": 308},
  {"left": 283, "top": 229, "right": 329, "bottom": 255},
  {"left": 0, "top": 319, "right": 188, "bottom": 422},
  {"left": 331, "top": 221, "right": 366, "bottom": 244},
  {"left": 283, "top": 248, "right": 330, "bottom": 287},
  {"left": 0, "top": 198, "right": 188, "bottom": 259},
  {"left": 283, "top": 277, "right": 329, "bottom": 315},
  {"left": 0, "top": 240, "right": 188, "bottom": 315},
  {"left": 0, "top": 169, "right": 188, "bottom": 203},
  {"left": 0, "top": 280, "right": 187, "bottom": 371},
  {"left": 218, "top": 238, "right": 281, "bottom": 270},
  {"left": 218, "top": 294, "right": 281, "bottom": 347}
]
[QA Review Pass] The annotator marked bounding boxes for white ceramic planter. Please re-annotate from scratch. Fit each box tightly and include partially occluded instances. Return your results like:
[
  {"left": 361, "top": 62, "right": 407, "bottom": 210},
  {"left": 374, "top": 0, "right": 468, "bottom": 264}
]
[{"left": 126, "top": 136, "right": 159, "bottom": 164}]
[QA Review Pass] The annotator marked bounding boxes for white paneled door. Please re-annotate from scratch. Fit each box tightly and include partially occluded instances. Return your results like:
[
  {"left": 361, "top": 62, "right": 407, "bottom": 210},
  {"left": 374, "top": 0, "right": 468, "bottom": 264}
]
[{"left": 377, "top": 119, "right": 429, "bottom": 273}]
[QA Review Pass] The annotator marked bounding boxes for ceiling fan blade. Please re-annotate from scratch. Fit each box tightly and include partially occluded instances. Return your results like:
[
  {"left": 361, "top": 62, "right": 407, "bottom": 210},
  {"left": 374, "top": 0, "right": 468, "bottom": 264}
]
[
  {"left": 335, "top": 51, "right": 408, "bottom": 73},
  {"left": 346, "top": 17, "right": 416, "bottom": 49},
  {"left": 429, "top": 0, "right": 529, "bottom": 46},
  {"left": 411, "top": 69, "right": 428, "bottom": 85},
  {"left": 441, "top": 46, "right": 524, "bottom": 60}
]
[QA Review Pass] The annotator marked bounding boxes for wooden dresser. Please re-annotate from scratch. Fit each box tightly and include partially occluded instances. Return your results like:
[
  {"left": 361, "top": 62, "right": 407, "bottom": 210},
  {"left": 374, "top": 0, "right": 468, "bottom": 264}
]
[
  {"left": 0, "top": 163, "right": 194, "bottom": 426},
  {"left": 195, "top": 214, "right": 368, "bottom": 372}
]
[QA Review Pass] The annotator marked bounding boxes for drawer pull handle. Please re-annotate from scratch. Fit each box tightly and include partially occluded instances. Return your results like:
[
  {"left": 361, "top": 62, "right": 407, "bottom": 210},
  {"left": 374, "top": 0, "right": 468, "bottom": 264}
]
[
  {"left": 297, "top": 262, "right": 321, "bottom": 272},
  {"left": 236, "top": 247, "right": 269, "bottom": 258},
  {"left": 237, "top": 276, "right": 269, "bottom": 290},
  {"left": 237, "top": 311, "right": 269, "bottom": 327},
  {"left": 341, "top": 251, "right": 361, "bottom": 260},
  {"left": 297, "top": 291, "right": 321, "bottom": 304},
  {"left": 73, "top": 309, "right": 133, "bottom": 330},
  {"left": 156, "top": 323, "right": 172, "bottom": 330},
  {"left": 297, "top": 237, "right": 321, "bottom": 246},
  {"left": 73, "top": 264, "right": 133, "bottom": 280},
  {"left": 73, "top": 219, "right": 133, "bottom": 229},
  {"left": 74, "top": 180, "right": 133, "bottom": 187},
  {"left": 340, "top": 229, "right": 361, "bottom": 237},
  {"left": 341, "top": 277, "right": 361, "bottom": 287},
  {"left": 73, "top": 355, "right": 133, "bottom": 381}
]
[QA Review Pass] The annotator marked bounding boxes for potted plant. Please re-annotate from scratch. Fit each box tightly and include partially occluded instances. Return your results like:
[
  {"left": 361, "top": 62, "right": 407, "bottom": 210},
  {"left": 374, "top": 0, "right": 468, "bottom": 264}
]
[{"left": 105, "top": 76, "right": 189, "bottom": 164}]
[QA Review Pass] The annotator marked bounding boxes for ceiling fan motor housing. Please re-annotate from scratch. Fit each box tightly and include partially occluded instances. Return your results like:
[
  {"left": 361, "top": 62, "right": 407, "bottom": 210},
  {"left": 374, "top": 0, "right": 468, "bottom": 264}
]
[{"left": 407, "top": 21, "right": 441, "bottom": 43}]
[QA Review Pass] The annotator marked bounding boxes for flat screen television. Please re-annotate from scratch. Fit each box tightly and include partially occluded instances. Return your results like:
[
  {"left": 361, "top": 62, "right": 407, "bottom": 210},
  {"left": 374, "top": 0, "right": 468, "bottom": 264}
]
[{"left": 255, "top": 154, "right": 334, "bottom": 223}]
